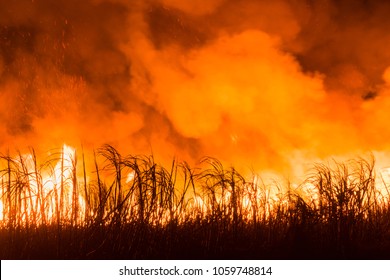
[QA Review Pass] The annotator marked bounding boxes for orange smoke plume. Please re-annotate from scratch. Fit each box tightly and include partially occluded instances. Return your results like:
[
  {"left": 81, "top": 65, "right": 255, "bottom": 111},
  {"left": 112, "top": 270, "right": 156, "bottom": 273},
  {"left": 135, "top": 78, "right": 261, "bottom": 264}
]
[{"left": 1, "top": 0, "right": 390, "bottom": 178}]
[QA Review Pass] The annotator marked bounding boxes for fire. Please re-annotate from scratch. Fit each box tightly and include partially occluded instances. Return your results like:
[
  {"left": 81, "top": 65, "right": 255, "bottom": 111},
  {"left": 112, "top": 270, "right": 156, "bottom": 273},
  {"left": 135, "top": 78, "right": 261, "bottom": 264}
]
[
  {"left": 0, "top": 200, "right": 3, "bottom": 221},
  {"left": 0, "top": 144, "right": 85, "bottom": 226},
  {"left": 1, "top": 1, "right": 390, "bottom": 227},
  {"left": 0, "top": 144, "right": 389, "bottom": 228}
]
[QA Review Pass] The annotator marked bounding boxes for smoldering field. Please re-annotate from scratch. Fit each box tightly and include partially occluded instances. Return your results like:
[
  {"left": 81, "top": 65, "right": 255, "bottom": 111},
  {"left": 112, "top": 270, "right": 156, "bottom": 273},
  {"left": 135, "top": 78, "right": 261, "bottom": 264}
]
[{"left": 2, "top": 0, "right": 390, "bottom": 258}]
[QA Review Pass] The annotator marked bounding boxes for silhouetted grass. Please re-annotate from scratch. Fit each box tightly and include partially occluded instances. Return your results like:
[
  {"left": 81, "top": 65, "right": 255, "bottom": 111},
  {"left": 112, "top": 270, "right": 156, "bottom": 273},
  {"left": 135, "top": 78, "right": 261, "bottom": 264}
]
[{"left": 0, "top": 145, "right": 389, "bottom": 259}]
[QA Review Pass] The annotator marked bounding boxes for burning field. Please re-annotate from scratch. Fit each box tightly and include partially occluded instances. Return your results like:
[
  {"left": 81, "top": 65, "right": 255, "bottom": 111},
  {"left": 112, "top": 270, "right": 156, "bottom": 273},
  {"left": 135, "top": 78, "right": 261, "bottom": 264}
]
[{"left": 2, "top": 0, "right": 390, "bottom": 259}]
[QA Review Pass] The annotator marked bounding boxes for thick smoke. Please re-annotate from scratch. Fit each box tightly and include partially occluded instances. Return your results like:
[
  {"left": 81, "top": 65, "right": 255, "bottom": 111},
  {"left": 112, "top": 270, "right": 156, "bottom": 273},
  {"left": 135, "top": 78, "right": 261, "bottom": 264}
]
[{"left": 1, "top": 0, "right": 390, "bottom": 176}]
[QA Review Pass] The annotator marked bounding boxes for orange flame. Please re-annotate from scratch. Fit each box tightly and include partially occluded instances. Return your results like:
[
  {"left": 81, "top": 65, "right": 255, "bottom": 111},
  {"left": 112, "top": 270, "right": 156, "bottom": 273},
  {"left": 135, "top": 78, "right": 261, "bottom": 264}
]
[{"left": 2, "top": 0, "right": 390, "bottom": 220}]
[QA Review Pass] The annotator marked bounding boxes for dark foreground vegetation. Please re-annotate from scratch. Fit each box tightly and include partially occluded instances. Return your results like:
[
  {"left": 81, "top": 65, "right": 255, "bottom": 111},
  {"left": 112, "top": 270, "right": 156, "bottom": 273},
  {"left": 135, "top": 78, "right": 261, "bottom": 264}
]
[{"left": 1, "top": 145, "right": 390, "bottom": 259}]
